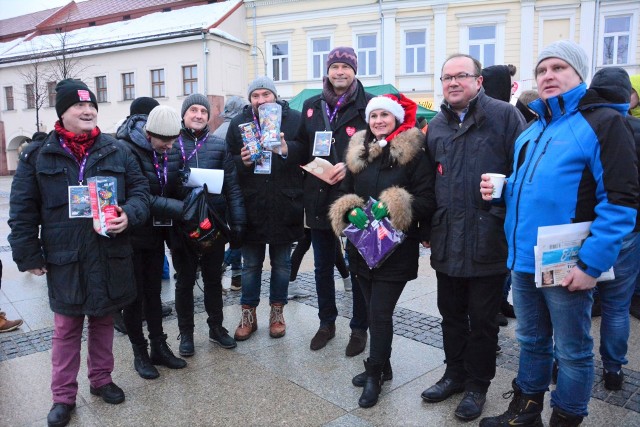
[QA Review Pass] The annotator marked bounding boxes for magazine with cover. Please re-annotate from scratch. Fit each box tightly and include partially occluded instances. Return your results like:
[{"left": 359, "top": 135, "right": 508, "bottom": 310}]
[
  {"left": 535, "top": 221, "right": 614, "bottom": 287},
  {"left": 258, "top": 103, "right": 282, "bottom": 149},
  {"left": 88, "top": 176, "right": 118, "bottom": 237}
]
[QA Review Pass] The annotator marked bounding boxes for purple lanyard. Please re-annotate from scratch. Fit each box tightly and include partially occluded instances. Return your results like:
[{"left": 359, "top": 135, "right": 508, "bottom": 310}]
[
  {"left": 152, "top": 151, "right": 168, "bottom": 195},
  {"left": 178, "top": 132, "right": 209, "bottom": 164},
  {"left": 325, "top": 93, "right": 347, "bottom": 123},
  {"left": 59, "top": 138, "right": 90, "bottom": 184}
]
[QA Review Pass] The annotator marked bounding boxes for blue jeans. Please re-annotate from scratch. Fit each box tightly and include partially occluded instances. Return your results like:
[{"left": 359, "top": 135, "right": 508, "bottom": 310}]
[
  {"left": 224, "top": 247, "right": 242, "bottom": 275},
  {"left": 240, "top": 243, "right": 290, "bottom": 306},
  {"left": 511, "top": 271, "right": 593, "bottom": 417},
  {"left": 311, "top": 229, "right": 367, "bottom": 330},
  {"left": 596, "top": 232, "right": 640, "bottom": 372}
]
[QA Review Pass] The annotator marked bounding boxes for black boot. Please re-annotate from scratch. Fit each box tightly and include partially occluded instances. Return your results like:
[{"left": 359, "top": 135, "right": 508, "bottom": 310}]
[
  {"left": 178, "top": 332, "right": 194, "bottom": 357},
  {"left": 549, "top": 408, "right": 583, "bottom": 427},
  {"left": 352, "top": 358, "right": 392, "bottom": 387},
  {"left": 358, "top": 359, "right": 383, "bottom": 408},
  {"left": 479, "top": 379, "right": 544, "bottom": 427},
  {"left": 132, "top": 343, "right": 159, "bottom": 380},
  {"left": 150, "top": 334, "right": 187, "bottom": 369},
  {"left": 113, "top": 310, "right": 127, "bottom": 334}
]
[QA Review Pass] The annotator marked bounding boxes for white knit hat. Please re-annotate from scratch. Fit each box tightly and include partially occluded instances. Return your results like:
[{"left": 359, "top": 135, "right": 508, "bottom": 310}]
[
  {"left": 145, "top": 105, "right": 182, "bottom": 137},
  {"left": 536, "top": 40, "right": 589, "bottom": 82},
  {"left": 365, "top": 95, "right": 405, "bottom": 124}
]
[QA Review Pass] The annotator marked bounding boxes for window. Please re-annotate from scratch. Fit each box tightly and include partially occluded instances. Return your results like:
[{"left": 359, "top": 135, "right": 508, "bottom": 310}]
[
  {"left": 47, "top": 81, "right": 56, "bottom": 107},
  {"left": 25, "top": 84, "right": 35, "bottom": 109},
  {"left": 357, "top": 34, "right": 377, "bottom": 76},
  {"left": 602, "top": 15, "right": 631, "bottom": 65},
  {"left": 4, "top": 87, "right": 14, "bottom": 110},
  {"left": 95, "top": 76, "right": 107, "bottom": 103},
  {"left": 311, "top": 38, "right": 330, "bottom": 79},
  {"left": 405, "top": 30, "right": 427, "bottom": 74},
  {"left": 468, "top": 25, "right": 496, "bottom": 67},
  {"left": 122, "top": 72, "right": 135, "bottom": 101},
  {"left": 271, "top": 42, "right": 289, "bottom": 81},
  {"left": 182, "top": 65, "right": 197, "bottom": 96},
  {"left": 151, "top": 69, "right": 165, "bottom": 98}
]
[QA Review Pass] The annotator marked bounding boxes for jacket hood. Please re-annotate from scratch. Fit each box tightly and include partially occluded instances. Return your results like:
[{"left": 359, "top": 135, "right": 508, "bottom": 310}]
[
  {"left": 481, "top": 65, "right": 512, "bottom": 102},
  {"left": 116, "top": 114, "right": 153, "bottom": 151},
  {"left": 589, "top": 67, "right": 632, "bottom": 104},
  {"left": 221, "top": 96, "right": 248, "bottom": 120}
]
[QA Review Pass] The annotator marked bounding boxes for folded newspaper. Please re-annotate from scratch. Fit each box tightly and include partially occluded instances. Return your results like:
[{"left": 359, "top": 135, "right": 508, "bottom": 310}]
[{"left": 534, "top": 221, "right": 614, "bottom": 288}]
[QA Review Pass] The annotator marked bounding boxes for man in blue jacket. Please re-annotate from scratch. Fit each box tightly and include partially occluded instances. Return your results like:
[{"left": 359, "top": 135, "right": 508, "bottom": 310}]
[{"left": 480, "top": 40, "right": 638, "bottom": 427}]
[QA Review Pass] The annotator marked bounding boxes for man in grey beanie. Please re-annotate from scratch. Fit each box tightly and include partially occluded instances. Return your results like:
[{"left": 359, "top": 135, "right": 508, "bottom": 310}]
[
  {"left": 171, "top": 93, "right": 246, "bottom": 356},
  {"left": 479, "top": 40, "right": 638, "bottom": 427}
]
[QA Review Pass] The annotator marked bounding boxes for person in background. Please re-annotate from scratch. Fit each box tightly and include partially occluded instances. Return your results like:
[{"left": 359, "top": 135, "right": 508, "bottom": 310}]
[
  {"left": 8, "top": 79, "right": 149, "bottom": 427},
  {"left": 515, "top": 90, "right": 539, "bottom": 124},
  {"left": 171, "top": 94, "right": 246, "bottom": 356},
  {"left": 421, "top": 54, "right": 524, "bottom": 422},
  {"left": 330, "top": 93, "right": 435, "bottom": 408},
  {"left": 0, "top": 260, "right": 24, "bottom": 332},
  {"left": 215, "top": 95, "right": 249, "bottom": 292},
  {"left": 117, "top": 105, "right": 188, "bottom": 379},
  {"left": 295, "top": 46, "right": 371, "bottom": 357},
  {"left": 480, "top": 40, "right": 637, "bottom": 427},
  {"left": 226, "top": 76, "right": 303, "bottom": 341},
  {"left": 629, "top": 73, "right": 640, "bottom": 320}
]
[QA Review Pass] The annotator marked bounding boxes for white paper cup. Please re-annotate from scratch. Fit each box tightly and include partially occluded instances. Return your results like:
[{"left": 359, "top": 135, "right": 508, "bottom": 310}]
[{"left": 487, "top": 173, "right": 506, "bottom": 198}]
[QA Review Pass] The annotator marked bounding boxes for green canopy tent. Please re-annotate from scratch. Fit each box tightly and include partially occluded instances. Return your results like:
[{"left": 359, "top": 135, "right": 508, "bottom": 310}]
[{"left": 287, "top": 83, "right": 438, "bottom": 123}]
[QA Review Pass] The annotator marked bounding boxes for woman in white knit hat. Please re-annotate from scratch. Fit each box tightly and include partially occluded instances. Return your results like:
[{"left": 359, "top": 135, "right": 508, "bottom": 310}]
[
  {"left": 117, "top": 105, "right": 188, "bottom": 380},
  {"left": 329, "top": 94, "right": 436, "bottom": 408}
]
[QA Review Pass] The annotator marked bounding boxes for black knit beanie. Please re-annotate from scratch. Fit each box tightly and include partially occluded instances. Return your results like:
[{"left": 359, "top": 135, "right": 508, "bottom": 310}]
[
  {"left": 130, "top": 96, "right": 159, "bottom": 116},
  {"left": 55, "top": 79, "right": 98, "bottom": 119}
]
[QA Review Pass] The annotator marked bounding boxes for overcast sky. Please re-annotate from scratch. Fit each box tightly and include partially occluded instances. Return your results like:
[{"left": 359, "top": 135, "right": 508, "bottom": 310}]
[{"left": 0, "top": 0, "right": 89, "bottom": 20}]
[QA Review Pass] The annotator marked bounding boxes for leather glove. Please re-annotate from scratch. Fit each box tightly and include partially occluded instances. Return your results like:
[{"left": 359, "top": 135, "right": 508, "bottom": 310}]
[
  {"left": 371, "top": 200, "right": 389, "bottom": 221},
  {"left": 347, "top": 207, "right": 369, "bottom": 230},
  {"left": 229, "top": 227, "right": 244, "bottom": 249}
]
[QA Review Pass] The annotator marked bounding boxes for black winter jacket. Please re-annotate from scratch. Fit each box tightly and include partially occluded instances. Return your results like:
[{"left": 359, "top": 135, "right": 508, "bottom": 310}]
[
  {"left": 227, "top": 101, "right": 304, "bottom": 244},
  {"left": 330, "top": 128, "right": 436, "bottom": 281},
  {"left": 426, "top": 88, "right": 525, "bottom": 277},
  {"left": 117, "top": 114, "right": 186, "bottom": 250},
  {"left": 8, "top": 131, "right": 150, "bottom": 317},
  {"left": 295, "top": 80, "right": 373, "bottom": 230},
  {"left": 171, "top": 126, "right": 246, "bottom": 249}
]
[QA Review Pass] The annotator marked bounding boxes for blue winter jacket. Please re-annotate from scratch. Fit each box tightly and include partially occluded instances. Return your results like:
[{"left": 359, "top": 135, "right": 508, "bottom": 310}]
[{"left": 504, "top": 83, "right": 638, "bottom": 277}]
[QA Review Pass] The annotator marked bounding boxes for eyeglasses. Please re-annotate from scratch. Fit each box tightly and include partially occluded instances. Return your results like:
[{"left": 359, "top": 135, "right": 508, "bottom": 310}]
[{"left": 440, "top": 73, "right": 479, "bottom": 83}]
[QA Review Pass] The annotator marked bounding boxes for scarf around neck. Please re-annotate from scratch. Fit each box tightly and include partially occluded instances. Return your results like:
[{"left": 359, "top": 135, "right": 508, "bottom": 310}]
[
  {"left": 55, "top": 121, "right": 100, "bottom": 162},
  {"left": 322, "top": 77, "right": 358, "bottom": 109}
]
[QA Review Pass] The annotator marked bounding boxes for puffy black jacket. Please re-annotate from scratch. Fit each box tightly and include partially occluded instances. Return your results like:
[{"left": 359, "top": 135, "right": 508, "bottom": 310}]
[
  {"left": 330, "top": 128, "right": 436, "bottom": 281},
  {"left": 8, "top": 131, "right": 150, "bottom": 317},
  {"left": 426, "top": 88, "right": 525, "bottom": 277},
  {"left": 226, "top": 101, "right": 304, "bottom": 244},
  {"left": 295, "top": 80, "right": 373, "bottom": 230},
  {"left": 171, "top": 126, "right": 246, "bottom": 249},
  {"left": 117, "top": 114, "right": 186, "bottom": 250}
]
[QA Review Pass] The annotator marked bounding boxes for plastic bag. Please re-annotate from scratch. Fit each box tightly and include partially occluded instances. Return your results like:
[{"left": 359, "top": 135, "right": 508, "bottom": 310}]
[
  {"left": 181, "top": 184, "right": 229, "bottom": 253},
  {"left": 343, "top": 197, "right": 406, "bottom": 269}
]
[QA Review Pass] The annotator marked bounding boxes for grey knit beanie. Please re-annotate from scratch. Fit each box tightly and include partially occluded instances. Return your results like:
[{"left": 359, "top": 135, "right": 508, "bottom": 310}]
[
  {"left": 145, "top": 105, "right": 182, "bottom": 138},
  {"left": 247, "top": 76, "right": 278, "bottom": 99},
  {"left": 181, "top": 93, "right": 210, "bottom": 118},
  {"left": 536, "top": 40, "right": 589, "bottom": 82}
]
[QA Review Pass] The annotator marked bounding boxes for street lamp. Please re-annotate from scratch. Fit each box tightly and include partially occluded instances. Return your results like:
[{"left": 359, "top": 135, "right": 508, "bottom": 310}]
[{"left": 250, "top": 44, "right": 268, "bottom": 76}]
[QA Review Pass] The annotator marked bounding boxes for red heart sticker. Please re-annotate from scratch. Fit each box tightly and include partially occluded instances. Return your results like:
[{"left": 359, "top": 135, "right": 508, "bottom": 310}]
[
  {"left": 346, "top": 126, "right": 356, "bottom": 136},
  {"left": 437, "top": 163, "right": 444, "bottom": 175},
  {"left": 307, "top": 108, "right": 313, "bottom": 118}
]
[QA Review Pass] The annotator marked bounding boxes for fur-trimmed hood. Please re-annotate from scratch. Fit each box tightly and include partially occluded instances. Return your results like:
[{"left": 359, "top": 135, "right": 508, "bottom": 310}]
[{"left": 345, "top": 127, "right": 423, "bottom": 174}]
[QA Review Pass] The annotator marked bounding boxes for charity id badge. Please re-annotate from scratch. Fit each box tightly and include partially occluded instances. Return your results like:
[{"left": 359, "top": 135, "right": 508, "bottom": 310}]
[
  {"left": 254, "top": 150, "right": 272, "bottom": 174},
  {"left": 312, "top": 131, "right": 333, "bottom": 157},
  {"left": 68, "top": 185, "right": 92, "bottom": 218}
]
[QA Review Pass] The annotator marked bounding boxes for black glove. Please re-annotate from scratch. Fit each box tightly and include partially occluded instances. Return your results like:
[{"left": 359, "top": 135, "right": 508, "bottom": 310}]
[{"left": 229, "top": 227, "right": 244, "bottom": 249}]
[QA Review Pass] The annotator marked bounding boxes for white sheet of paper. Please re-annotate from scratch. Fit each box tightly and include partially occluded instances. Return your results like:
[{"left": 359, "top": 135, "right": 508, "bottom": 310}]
[{"left": 185, "top": 168, "right": 224, "bottom": 194}]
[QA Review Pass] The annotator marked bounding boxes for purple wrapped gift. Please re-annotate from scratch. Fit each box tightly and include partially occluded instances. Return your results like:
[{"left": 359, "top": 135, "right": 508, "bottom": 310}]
[{"left": 343, "top": 197, "right": 406, "bottom": 269}]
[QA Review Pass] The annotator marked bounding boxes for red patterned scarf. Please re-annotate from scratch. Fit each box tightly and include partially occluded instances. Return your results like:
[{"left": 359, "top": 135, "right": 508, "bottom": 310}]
[{"left": 54, "top": 121, "right": 100, "bottom": 162}]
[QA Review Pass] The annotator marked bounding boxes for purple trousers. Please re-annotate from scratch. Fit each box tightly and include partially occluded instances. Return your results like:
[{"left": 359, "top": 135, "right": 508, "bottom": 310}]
[{"left": 51, "top": 313, "right": 115, "bottom": 404}]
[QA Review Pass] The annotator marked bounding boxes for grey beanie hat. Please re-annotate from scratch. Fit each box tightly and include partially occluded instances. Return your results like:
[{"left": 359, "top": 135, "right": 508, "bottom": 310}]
[
  {"left": 247, "top": 76, "right": 278, "bottom": 99},
  {"left": 145, "top": 105, "right": 182, "bottom": 138},
  {"left": 536, "top": 40, "right": 589, "bottom": 82},
  {"left": 181, "top": 93, "right": 210, "bottom": 118}
]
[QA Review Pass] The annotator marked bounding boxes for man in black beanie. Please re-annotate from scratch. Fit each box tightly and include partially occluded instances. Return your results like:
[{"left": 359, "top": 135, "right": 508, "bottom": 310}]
[{"left": 9, "top": 78, "right": 149, "bottom": 427}]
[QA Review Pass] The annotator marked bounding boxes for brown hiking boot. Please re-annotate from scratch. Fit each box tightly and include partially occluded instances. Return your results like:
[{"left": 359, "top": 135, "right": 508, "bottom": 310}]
[
  {"left": 269, "top": 303, "right": 286, "bottom": 338},
  {"left": 234, "top": 305, "right": 257, "bottom": 341},
  {"left": 230, "top": 275, "right": 242, "bottom": 291},
  {"left": 0, "top": 312, "right": 23, "bottom": 333}
]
